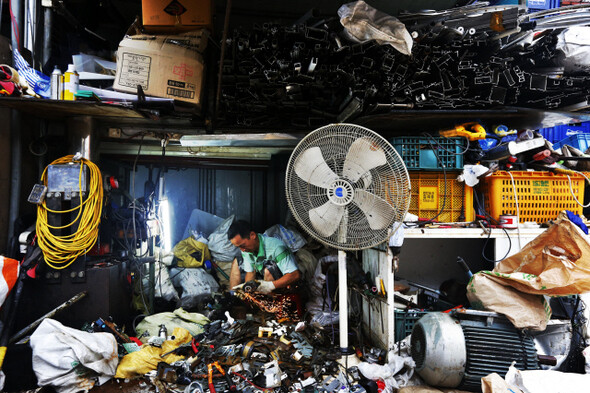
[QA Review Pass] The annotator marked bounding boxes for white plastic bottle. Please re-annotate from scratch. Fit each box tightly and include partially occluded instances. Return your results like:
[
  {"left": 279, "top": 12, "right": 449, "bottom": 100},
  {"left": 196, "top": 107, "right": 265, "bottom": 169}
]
[
  {"left": 50, "top": 66, "right": 63, "bottom": 100},
  {"left": 63, "top": 64, "right": 79, "bottom": 100}
]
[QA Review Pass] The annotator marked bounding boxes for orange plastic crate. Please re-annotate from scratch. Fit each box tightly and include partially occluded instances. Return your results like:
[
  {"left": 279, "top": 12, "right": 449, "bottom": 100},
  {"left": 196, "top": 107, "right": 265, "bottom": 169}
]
[
  {"left": 479, "top": 171, "right": 588, "bottom": 224},
  {"left": 409, "top": 172, "right": 474, "bottom": 222}
]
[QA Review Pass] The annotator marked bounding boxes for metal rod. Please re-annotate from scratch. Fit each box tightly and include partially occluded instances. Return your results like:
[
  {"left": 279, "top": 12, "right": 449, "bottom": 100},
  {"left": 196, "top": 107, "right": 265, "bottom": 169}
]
[
  {"left": 9, "top": 291, "right": 88, "bottom": 344},
  {"left": 215, "top": 0, "right": 232, "bottom": 121}
]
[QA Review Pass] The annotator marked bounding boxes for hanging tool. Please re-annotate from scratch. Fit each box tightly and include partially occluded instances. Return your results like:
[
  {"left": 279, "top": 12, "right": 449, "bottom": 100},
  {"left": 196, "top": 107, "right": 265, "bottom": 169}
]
[
  {"left": 493, "top": 125, "right": 517, "bottom": 137},
  {"left": 439, "top": 122, "right": 487, "bottom": 141},
  {"left": 456, "top": 256, "right": 474, "bottom": 279}
]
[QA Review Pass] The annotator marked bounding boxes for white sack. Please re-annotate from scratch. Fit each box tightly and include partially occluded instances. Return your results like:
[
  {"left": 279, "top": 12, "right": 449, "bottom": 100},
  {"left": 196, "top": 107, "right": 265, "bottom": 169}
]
[
  {"left": 208, "top": 215, "right": 241, "bottom": 262},
  {"left": 143, "top": 262, "right": 178, "bottom": 302},
  {"left": 170, "top": 267, "right": 219, "bottom": 309},
  {"left": 264, "top": 224, "right": 306, "bottom": 252},
  {"left": 505, "top": 364, "right": 590, "bottom": 392},
  {"left": 30, "top": 319, "right": 118, "bottom": 393}
]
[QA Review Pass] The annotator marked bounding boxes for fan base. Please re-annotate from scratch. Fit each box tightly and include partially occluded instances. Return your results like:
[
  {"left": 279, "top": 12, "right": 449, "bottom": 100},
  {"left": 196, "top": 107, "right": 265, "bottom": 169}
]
[{"left": 337, "top": 352, "right": 361, "bottom": 368}]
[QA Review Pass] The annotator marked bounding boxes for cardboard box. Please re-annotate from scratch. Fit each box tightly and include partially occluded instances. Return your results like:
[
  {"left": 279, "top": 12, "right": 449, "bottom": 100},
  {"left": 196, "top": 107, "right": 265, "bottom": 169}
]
[
  {"left": 142, "top": 0, "right": 213, "bottom": 32},
  {"left": 113, "top": 30, "right": 207, "bottom": 107}
]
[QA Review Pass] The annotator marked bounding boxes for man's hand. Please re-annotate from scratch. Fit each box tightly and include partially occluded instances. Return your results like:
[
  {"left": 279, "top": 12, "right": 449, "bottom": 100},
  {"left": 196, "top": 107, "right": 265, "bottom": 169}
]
[{"left": 257, "top": 280, "right": 275, "bottom": 294}]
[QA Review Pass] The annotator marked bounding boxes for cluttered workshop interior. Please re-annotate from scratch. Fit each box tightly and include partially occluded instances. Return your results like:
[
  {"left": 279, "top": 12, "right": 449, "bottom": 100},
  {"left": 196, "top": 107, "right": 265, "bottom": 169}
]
[{"left": 1, "top": 0, "right": 590, "bottom": 392}]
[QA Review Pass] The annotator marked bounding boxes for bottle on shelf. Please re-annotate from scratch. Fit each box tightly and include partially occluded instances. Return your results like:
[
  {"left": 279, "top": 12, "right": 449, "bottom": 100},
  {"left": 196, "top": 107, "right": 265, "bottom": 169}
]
[
  {"left": 50, "top": 66, "right": 63, "bottom": 100},
  {"left": 63, "top": 64, "right": 79, "bottom": 101}
]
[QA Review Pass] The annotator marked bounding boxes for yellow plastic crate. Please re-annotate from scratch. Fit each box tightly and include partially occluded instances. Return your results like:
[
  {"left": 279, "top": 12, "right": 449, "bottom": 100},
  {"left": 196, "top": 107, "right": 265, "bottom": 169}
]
[
  {"left": 409, "top": 172, "right": 474, "bottom": 222},
  {"left": 479, "top": 171, "right": 587, "bottom": 224}
]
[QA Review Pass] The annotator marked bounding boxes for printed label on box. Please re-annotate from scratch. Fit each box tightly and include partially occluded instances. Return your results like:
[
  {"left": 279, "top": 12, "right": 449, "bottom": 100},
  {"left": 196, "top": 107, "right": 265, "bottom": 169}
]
[
  {"left": 167, "top": 85, "right": 195, "bottom": 99},
  {"left": 118, "top": 53, "right": 151, "bottom": 89},
  {"left": 419, "top": 186, "right": 438, "bottom": 209}
]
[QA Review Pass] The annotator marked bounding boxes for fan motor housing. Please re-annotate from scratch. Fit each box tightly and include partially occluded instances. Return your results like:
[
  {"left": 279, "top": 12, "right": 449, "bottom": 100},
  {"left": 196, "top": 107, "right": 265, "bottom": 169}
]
[
  {"left": 411, "top": 313, "right": 467, "bottom": 387},
  {"left": 411, "top": 312, "right": 539, "bottom": 391}
]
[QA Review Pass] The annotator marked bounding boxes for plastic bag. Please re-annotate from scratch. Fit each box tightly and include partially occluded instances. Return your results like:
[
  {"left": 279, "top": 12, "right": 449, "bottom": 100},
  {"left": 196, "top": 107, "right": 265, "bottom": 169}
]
[
  {"left": 309, "top": 311, "right": 340, "bottom": 328},
  {"left": 583, "top": 345, "right": 590, "bottom": 373},
  {"left": 556, "top": 27, "right": 590, "bottom": 75},
  {"left": 358, "top": 362, "right": 398, "bottom": 393},
  {"left": 135, "top": 308, "right": 209, "bottom": 337},
  {"left": 305, "top": 255, "right": 337, "bottom": 316},
  {"left": 338, "top": 1, "right": 413, "bottom": 56},
  {"left": 30, "top": 319, "right": 118, "bottom": 393},
  {"left": 170, "top": 267, "right": 220, "bottom": 309},
  {"left": 208, "top": 215, "right": 241, "bottom": 262},
  {"left": 116, "top": 327, "right": 192, "bottom": 379},
  {"left": 264, "top": 224, "right": 307, "bottom": 252},
  {"left": 173, "top": 237, "right": 212, "bottom": 268},
  {"left": 142, "top": 262, "right": 179, "bottom": 302},
  {"left": 295, "top": 248, "right": 318, "bottom": 285},
  {"left": 504, "top": 364, "right": 590, "bottom": 392}
]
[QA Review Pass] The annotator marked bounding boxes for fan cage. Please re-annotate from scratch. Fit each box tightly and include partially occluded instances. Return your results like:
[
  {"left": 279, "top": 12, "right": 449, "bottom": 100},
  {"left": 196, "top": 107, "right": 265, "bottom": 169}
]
[{"left": 285, "top": 123, "right": 411, "bottom": 251}]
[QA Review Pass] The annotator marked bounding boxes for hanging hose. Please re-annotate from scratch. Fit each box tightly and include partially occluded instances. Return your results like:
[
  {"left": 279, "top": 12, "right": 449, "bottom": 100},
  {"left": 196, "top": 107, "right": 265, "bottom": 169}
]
[{"left": 36, "top": 155, "right": 103, "bottom": 270}]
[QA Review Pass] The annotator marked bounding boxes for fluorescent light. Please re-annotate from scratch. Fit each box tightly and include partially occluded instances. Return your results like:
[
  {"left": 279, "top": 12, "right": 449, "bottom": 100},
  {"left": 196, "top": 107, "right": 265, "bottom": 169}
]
[
  {"left": 159, "top": 198, "right": 172, "bottom": 252},
  {"left": 179, "top": 133, "right": 301, "bottom": 147}
]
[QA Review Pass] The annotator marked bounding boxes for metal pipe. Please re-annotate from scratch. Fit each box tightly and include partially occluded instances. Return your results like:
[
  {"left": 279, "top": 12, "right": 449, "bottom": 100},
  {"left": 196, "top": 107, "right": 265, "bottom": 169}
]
[
  {"left": 11, "top": 0, "right": 24, "bottom": 57},
  {"left": 215, "top": 0, "right": 232, "bottom": 122},
  {"left": 9, "top": 291, "right": 88, "bottom": 344},
  {"left": 42, "top": 5, "right": 52, "bottom": 67},
  {"left": 338, "top": 249, "right": 348, "bottom": 352}
]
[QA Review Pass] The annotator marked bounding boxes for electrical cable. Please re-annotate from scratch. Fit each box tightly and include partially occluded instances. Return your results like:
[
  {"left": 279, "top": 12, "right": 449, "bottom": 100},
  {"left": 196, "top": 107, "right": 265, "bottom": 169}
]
[
  {"left": 131, "top": 135, "right": 150, "bottom": 314},
  {"left": 566, "top": 172, "right": 590, "bottom": 208},
  {"left": 36, "top": 155, "right": 103, "bottom": 270},
  {"left": 507, "top": 171, "right": 523, "bottom": 250},
  {"left": 473, "top": 191, "right": 512, "bottom": 263}
]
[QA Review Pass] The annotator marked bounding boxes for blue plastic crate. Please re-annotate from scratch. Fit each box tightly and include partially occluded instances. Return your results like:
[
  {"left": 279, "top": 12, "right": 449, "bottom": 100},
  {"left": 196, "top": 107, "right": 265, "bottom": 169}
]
[
  {"left": 539, "top": 123, "right": 590, "bottom": 143},
  {"left": 390, "top": 137, "right": 465, "bottom": 170},
  {"left": 552, "top": 133, "right": 590, "bottom": 152},
  {"left": 527, "top": 0, "right": 560, "bottom": 10}
]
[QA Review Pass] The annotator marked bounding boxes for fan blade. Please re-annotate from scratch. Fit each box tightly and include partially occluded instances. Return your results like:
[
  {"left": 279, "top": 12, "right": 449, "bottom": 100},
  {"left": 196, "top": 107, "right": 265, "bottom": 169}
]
[
  {"left": 294, "top": 146, "right": 340, "bottom": 188},
  {"left": 342, "top": 137, "right": 387, "bottom": 183},
  {"left": 309, "top": 201, "right": 345, "bottom": 237},
  {"left": 353, "top": 189, "right": 396, "bottom": 230}
]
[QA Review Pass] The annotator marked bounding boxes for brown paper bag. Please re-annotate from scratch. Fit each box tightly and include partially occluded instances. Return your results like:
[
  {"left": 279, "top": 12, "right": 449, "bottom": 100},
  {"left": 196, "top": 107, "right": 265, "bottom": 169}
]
[
  {"left": 492, "top": 218, "right": 590, "bottom": 296},
  {"left": 481, "top": 373, "right": 524, "bottom": 393},
  {"left": 467, "top": 272, "right": 551, "bottom": 330}
]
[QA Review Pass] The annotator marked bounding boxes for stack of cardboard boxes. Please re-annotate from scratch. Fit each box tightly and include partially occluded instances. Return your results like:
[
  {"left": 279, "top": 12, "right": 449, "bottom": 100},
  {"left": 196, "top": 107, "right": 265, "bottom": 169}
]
[{"left": 113, "top": 0, "right": 212, "bottom": 109}]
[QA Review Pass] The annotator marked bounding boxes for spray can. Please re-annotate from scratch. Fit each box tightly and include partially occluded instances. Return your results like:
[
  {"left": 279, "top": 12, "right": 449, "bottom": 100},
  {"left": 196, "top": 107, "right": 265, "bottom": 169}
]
[
  {"left": 158, "top": 324, "right": 167, "bottom": 339},
  {"left": 50, "top": 66, "right": 63, "bottom": 100},
  {"left": 63, "top": 64, "right": 79, "bottom": 100}
]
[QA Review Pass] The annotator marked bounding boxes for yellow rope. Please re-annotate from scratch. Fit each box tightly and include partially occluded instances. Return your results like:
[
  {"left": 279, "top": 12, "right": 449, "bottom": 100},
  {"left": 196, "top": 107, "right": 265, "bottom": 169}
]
[{"left": 36, "top": 155, "right": 103, "bottom": 270}]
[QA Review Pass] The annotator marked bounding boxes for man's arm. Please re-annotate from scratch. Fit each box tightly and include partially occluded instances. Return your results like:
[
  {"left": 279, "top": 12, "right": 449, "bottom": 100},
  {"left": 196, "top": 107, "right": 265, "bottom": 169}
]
[
  {"left": 244, "top": 271, "right": 256, "bottom": 283},
  {"left": 229, "top": 258, "right": 241, "bottom": 289},
  {"left": 271, "top": 269, "right": 301, "bottom": 290}
]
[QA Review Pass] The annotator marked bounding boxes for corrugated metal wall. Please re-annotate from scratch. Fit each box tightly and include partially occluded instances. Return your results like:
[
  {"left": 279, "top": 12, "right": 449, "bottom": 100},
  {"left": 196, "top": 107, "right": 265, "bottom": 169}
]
[{"left": 132, "top": 164, "right": 286, "bottom": 245}]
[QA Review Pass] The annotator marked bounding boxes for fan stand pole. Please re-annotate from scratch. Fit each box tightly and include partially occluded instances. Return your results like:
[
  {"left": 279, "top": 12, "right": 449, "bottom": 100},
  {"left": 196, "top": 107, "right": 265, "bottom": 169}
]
[{"left": 337, "top": 249, "right": 360, "bottom": 367}]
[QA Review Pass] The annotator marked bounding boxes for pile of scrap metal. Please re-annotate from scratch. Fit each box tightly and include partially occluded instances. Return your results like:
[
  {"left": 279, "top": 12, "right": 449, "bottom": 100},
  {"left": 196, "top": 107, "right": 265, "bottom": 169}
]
[
  {"left": 218, "top": 2, "right": 590, "bottom": 128},
  {"left": 112, "top": 312, "right": 380, "bottom": 393}
]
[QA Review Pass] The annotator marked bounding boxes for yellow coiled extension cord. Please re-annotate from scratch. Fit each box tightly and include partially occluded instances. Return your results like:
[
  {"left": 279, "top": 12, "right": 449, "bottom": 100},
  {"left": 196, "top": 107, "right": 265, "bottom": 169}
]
[{"left": 36, "top": 155, "right": 103, "bottom": 270}]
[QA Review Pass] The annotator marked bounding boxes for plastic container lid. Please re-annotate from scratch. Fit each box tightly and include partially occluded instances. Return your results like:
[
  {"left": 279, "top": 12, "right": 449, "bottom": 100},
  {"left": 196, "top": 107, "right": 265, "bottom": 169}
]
[{"left": 66, "top": 64, "right": 76, "bottom": 73}]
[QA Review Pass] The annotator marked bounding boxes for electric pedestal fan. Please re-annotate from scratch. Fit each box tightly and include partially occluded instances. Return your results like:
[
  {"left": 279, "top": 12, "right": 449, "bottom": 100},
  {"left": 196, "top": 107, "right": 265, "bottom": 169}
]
[{"left": 285, "top": 123, "right": 411, "bottom": 360}]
